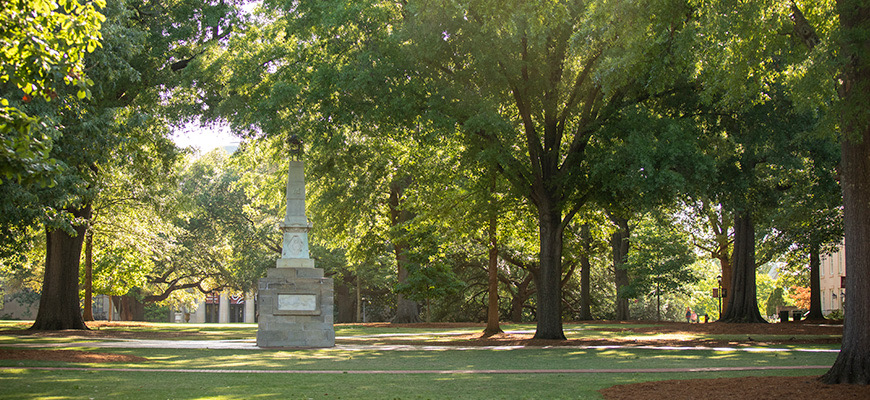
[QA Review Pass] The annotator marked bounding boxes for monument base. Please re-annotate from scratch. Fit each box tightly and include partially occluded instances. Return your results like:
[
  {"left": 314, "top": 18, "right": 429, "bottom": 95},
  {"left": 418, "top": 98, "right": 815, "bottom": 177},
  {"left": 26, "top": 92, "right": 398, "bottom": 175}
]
[
  {"left": 257, "top": 267, "right": 334, "bottom": 348},
  {"left": 276, "top": 258, "right": 315, "bottom": 268}
]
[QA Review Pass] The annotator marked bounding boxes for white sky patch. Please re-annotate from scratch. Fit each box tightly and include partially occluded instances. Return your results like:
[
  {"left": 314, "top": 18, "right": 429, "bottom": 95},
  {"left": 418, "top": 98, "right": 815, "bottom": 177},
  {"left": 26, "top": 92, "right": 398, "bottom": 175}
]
[{"left": 171, "top": 121, "right": 240, "bottom": 154}]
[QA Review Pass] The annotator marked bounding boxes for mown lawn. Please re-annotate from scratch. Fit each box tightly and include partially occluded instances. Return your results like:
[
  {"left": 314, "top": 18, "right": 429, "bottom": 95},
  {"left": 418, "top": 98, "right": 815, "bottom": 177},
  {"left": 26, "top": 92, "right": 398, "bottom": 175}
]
[{"left": 0, "top": 320, "right": 839, "bottom": 399}]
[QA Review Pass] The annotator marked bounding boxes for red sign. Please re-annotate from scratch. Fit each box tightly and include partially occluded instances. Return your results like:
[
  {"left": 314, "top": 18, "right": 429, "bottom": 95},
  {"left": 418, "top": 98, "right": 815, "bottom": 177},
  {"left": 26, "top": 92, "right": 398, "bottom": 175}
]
[{"left": 712, "top": 288, "right": 719, "bottom": 298}]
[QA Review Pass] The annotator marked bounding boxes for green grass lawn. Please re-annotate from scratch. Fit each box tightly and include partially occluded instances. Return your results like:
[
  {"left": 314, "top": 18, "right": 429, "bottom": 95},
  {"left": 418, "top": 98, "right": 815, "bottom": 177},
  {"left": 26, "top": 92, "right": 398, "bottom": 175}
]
[
  {"left": 0, "top": 368, "right": 826, "bottom": 400},
  {"left": 0, "top": 320, "right": 839, "bottom": 399}
]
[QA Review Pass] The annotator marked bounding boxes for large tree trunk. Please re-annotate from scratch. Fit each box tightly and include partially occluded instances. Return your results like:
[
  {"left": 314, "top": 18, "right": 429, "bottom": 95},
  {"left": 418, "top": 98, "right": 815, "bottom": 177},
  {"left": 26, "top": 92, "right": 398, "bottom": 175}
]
[
  {"left": 389, "top": 178, "right": 420, "bottom": 324},
  {"left": 391, "top": 242, "right": 420, "bottom": 323},
  {"left": 483, "top": 210, "right": 503, "bottom": 336},
  {"left": 822, "top": 3, "right": 870, "bottom": 380},
  {"left": 82, "top": 230, "right": 94, "bottom": 321},
  {"left": 706, "top": 207, "right": 733, "bottom": 317},
  {"left": 720, "top": 211, "right": 766, "bottom": 323},
  {"left": 30, "top": 205, "right": 91, "bottom": 331},
  {"left": 610, "top": 216, "right": 631, "bottom": 321},
  {"left": 805, "top": 243, "right": 825, "bottom": 321},
  {"left": 578, "top": 223, "right": 594, "bottom": 320},
  {"left": 532, "top": 200, "right": 566, "bottom": 340}
]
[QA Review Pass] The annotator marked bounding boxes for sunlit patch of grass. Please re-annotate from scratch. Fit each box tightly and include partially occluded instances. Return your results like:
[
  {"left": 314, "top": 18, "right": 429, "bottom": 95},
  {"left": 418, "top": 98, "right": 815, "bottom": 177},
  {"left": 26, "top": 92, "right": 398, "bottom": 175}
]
[
  {"left": 618, "top": 333, "right": 702, "bottom": 342},
  {"left": 709, "top": 334, "right": 841, "bottom": 342}
]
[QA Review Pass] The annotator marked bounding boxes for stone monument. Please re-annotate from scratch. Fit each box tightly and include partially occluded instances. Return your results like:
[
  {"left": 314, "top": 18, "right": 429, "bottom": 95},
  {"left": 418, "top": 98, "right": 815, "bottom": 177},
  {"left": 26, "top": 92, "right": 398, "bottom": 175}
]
[{"left": 257, "top": 136, "right": 334, "bottom": 348}]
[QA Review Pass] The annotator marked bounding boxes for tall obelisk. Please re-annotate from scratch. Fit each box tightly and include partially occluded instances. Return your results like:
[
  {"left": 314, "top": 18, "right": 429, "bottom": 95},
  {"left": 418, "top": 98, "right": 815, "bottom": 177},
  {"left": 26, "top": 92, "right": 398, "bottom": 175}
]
[
  {"left": 276, "top": 153, "right": 314, "bottom": 268},
  {"left": 257, "top": 137, "right": 334, "bottom": 348}
]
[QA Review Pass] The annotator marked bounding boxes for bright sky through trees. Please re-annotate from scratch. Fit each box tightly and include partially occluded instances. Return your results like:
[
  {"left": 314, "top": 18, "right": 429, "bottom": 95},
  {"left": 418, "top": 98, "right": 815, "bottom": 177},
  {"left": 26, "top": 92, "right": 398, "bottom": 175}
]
[{"left": 171, "top": 122, "right": 240, "bottom": 154}]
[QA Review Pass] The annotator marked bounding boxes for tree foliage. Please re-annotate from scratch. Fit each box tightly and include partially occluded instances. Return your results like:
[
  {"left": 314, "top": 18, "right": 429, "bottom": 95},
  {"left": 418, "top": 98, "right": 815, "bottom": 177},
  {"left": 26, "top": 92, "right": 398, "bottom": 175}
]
[
  {"left": 621, "top": 213, "right": 698, "bottom": 300},
  {"left": 0, "top": 0, "right": 105, "bottom": 185}
]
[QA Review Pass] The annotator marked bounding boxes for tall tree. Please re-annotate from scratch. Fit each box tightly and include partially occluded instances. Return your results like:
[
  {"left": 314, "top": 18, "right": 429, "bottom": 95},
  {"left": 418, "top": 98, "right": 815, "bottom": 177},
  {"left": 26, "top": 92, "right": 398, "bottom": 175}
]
[
  {"left": 769, "top": 134, "right": 842, "bottom": 322},
  {"left": 620, "top": 212, "right": 698, "bottom": 321},
  {"left": 686, "top": 0, "right": 844, "bottom": 324},
  {"left": 401, "top": 0, "right": 696, "bottom": 339},
  {"left": 686, "top": 201, "right": 734, "bottom": 316},
  {"left": 0, "top": 0, "right": 242, "bottom": 330},
  {"left": 822, "top": 0, "right": 870, "bottom": 384},
  {"left": 704, "top": 95, "right": 817, "bottom": 323}
]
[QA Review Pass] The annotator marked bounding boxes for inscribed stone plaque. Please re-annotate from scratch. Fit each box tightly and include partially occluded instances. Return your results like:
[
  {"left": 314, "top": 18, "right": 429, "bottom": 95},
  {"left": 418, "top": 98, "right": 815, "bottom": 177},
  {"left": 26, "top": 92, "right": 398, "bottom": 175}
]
[{"left": 277, "top": 294, "right": 317, "bottom": 311}]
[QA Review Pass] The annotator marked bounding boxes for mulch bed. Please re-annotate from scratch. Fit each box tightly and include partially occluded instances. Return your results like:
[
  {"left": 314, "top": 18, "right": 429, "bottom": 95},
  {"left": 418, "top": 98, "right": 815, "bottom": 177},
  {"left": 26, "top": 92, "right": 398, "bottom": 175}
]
[
  {"left": 0, "top": 348, "right": 146, "bottom": 363},
  {"left": 345, "top": 320, "right": 843, "bottom": 347},
  {"left": 599, "top": 375, "right": 870, "bottom": 400}
]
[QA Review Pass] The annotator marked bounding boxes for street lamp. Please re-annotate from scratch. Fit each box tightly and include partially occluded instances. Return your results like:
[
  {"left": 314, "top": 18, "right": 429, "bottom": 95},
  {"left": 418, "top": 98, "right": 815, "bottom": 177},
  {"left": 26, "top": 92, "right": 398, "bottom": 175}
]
[
  {"left": 717, "top": 275, "right": 722, "bottom": 319},
  {"left": 361, "top": 297, "right": 368, "bottom": 323}
]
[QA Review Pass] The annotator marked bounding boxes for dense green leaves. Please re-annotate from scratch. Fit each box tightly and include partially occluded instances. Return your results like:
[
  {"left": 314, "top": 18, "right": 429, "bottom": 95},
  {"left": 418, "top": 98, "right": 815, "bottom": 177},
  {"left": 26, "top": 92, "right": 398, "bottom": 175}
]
[
  {"left": 621, "top": 214, "right": 698, "bottom": 299},
  {"left": 0, "top": 0, "right": 105, "bottom": 185}
]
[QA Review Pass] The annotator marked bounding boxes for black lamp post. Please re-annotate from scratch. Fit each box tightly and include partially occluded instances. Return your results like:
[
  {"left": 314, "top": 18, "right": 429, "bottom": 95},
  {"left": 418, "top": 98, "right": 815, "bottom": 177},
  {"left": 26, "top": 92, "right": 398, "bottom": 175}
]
[{"left": 717, "top": 275, "right": 722, "bottom": 319}]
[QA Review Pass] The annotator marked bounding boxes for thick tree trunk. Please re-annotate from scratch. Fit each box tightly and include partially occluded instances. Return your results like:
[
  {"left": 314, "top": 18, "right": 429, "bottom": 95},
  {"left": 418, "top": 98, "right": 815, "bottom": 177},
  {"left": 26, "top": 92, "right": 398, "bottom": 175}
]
[
  {"left": 388, "top": 178, "right": 420, "bottom": 324},
  {"left": 822, "top": 131, "right": 870, "bottom": 383},
  {"left": 805, "top": 244, "right": 825, "bottom": 321},
  {"left": 707, "top": 208, "right": 732, "bottom": 316},
  {"left": 610, "top": 216, "right": 631, "bottom": 321},
  {"left": 822, "top": 4, "right": 870, "bottom": 379},
  {"left": 578, "top": 223, "right": 594, "bottom": 320},
  {"left": 30, "top": 205, "right": 91, "bottom": 331},
  {"left": 483, "top": 211, "right": 502, "bottom": 336},
  {"left": 82, "top": 230, "right": 94, "bottom": 321},
  {"left": 391, "top": 243, "right": 420, "bottom": 323},
  {"left": 532, "top": 201, "right": 566, "bottom": 340},
  {"left": 720, "top": 211, "right": 766, "bottom": 323}
]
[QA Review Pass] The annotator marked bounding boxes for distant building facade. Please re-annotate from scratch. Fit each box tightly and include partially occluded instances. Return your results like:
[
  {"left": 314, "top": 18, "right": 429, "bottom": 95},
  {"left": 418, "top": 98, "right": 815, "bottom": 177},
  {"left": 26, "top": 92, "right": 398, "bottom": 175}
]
[
  {"left": 175, "top": 291, "right": 256, "bottom": 324},
  {"left": 2, "top": 289, "right": 255, "bottom": 323},
  {"left": 819, "top": 241, "right": 846, "bottom": 315}
]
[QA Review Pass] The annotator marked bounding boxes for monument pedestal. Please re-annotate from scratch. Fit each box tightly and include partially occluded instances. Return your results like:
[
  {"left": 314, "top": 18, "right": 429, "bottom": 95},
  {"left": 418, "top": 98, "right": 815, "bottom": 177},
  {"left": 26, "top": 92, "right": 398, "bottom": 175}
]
[{"left": 257, "top": 267, "right": 334, "bottom": 348}]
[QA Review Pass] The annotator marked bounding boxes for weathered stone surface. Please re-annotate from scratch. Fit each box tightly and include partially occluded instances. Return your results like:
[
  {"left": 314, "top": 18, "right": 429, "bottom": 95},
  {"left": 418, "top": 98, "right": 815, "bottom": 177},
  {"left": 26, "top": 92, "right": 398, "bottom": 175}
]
[
  {"left": 257, "top": 267, "right": 334, "bottom": 348},
  {"left": 276, "top": 258, "right": 315, "bottom": 269}
]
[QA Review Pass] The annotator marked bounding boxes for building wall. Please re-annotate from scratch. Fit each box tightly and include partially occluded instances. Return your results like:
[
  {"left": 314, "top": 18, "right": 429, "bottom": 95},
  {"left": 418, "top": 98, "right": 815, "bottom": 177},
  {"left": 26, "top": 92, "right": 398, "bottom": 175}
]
[
  {"left": 0, "top": 294, "right": 39, "bottom": 320},
  {"left": 0, "top": 293, "right": 118, "bottom": 321},
  {"left": 819, "top": 241, "right": 846, "bottom": 315}
]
